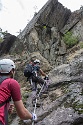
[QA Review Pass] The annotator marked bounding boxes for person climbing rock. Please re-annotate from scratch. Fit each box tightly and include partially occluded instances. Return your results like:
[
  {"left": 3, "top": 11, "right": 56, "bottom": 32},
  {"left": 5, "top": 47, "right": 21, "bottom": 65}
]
[
  {"left": 24, "top": 58, "right": 49, "bottom": 107},
  {"left": 0, "top": 59, "right": 37, "bottom": 125}
]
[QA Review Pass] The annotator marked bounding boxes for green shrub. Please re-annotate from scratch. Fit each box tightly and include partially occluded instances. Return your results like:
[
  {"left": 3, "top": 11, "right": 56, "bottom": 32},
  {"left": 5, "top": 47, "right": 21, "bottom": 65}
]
[
  {"left": 0, "top": 28, "right": 8, "bottom": 42},
  {"left": 79, "top": 41, "right": 83, "bottom": 48},
  {"left": 62, "top": 31, "right": 78, "bottom": 48}
]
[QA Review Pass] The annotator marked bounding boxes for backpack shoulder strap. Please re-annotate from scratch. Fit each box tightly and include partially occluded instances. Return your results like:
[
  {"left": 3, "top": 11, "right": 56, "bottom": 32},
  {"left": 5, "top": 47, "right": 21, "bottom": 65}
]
[
  {"left": 0, "top": 76, "right": 11, "bottom": 125},
  {"left": 0, "top": 96, "right": 11, "bottom": 107},
  {"left": 0, "top": 76, "right": 11, "bottom": 107},
  {"left": 0, "top": 101, "right": 7, "bottom": 107}
]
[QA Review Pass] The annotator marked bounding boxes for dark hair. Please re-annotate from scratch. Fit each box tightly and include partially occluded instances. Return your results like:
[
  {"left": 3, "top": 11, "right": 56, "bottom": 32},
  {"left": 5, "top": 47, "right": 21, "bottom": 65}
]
[{"left": 0, "top": 68, "right": 14, "bottom": 76}]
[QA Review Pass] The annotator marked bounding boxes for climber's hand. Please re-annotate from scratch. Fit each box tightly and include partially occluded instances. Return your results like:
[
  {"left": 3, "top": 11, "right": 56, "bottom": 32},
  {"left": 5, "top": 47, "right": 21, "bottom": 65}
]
[{"left": 31, "top": 113, "right": 37, "bottom": 121}]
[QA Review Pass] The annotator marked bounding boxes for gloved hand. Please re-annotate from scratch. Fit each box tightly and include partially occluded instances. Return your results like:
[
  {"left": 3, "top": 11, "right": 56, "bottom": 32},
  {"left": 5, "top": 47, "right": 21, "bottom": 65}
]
[
  {"left": 23, "top": 113, "right": 37, "bottom": 123},
  {"left": 44, "top": 75, "right": 49, "bottom": 80},
  {"left": 32, "top": 112, "right": 37, "bottom": 121}
]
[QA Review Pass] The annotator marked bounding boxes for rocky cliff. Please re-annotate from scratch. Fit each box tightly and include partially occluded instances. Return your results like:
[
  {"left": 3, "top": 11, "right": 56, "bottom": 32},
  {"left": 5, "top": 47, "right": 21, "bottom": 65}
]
[
  {"left": 8, "top": 0, "right": 71, "bottom": 66},
  {"left": 7, "top": 0, "right": 83, "bottom": 66},
  {"left": 0, "top": 0, "right": 83, "bottom": 125}
]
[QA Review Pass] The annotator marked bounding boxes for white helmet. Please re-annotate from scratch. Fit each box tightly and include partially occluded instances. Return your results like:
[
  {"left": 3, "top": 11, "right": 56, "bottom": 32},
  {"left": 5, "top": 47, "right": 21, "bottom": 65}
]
[
  {"left": 0, "top": 59, "right": 15, "bottom": 73},
  {"left": 34, "top": 59, "right": 40, "bottom": 64}
]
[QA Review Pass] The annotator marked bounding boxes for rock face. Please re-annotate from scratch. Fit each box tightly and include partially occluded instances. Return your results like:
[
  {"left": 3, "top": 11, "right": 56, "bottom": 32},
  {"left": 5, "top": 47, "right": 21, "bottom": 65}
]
[
  {"left": 1, "top": 1, "right": 83, "bottom": 66},
  {"left": 0, "top": 0, "right": 83, "bottom": 125},
  {"left": 9, "top": 0, "right": 71, "bottom": 66},
  {"left": 8, "top": 1, "right": 83, "bottom": 66},
  {"left": 10, "top": 49, "right": 83, "bottom": 125},
  {"left": 18, "top": 0, "right": 71, "bottom": 39},
  {"left": 0, "top": 33, "right": 16, "bottom": 56},
  {"left": 19, "top": 49, "right": 83, "bottom": 125}
]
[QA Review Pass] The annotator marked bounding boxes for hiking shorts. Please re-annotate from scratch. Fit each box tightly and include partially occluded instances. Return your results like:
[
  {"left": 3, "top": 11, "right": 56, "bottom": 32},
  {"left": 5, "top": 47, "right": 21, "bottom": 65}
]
[
  {"left": 30, "top": 75, "right": 45, "bottom": 91},
  {"left": 32, "top": 75, "right": 45, "bottom": 84}
]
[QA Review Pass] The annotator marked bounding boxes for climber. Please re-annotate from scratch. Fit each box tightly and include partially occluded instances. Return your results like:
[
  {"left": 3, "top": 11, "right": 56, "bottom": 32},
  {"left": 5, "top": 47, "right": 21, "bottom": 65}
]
[
  {"left": 28, "top": 59, "right": 49, "bottom": 106},
  {"left": 0, "top": 59, "right": 37, "bottom": 125}
]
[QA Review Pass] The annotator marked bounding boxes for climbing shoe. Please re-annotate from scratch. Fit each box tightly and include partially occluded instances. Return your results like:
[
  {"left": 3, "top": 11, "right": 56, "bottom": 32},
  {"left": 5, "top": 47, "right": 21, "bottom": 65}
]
[{"left": 36, "top": 100, "right": 41, "bottom": 107}]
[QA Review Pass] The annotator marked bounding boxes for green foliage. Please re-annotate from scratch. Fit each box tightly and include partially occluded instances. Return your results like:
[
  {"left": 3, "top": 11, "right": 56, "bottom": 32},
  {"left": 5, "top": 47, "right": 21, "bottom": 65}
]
[
  {"left": 79, "top": 41, "right": 83, "bottom": 48},
  {"left": 0, "top": 37, "right": 3, "bottom": 42},
  {"left": 62, "top": 31, "right": 78, "bottom": 48},
  {"left": 43, "top": 26, "right": 47, "bottom": 29},
  {"left": 0, "top": 28, "right": 8, "bottom": 42}
]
